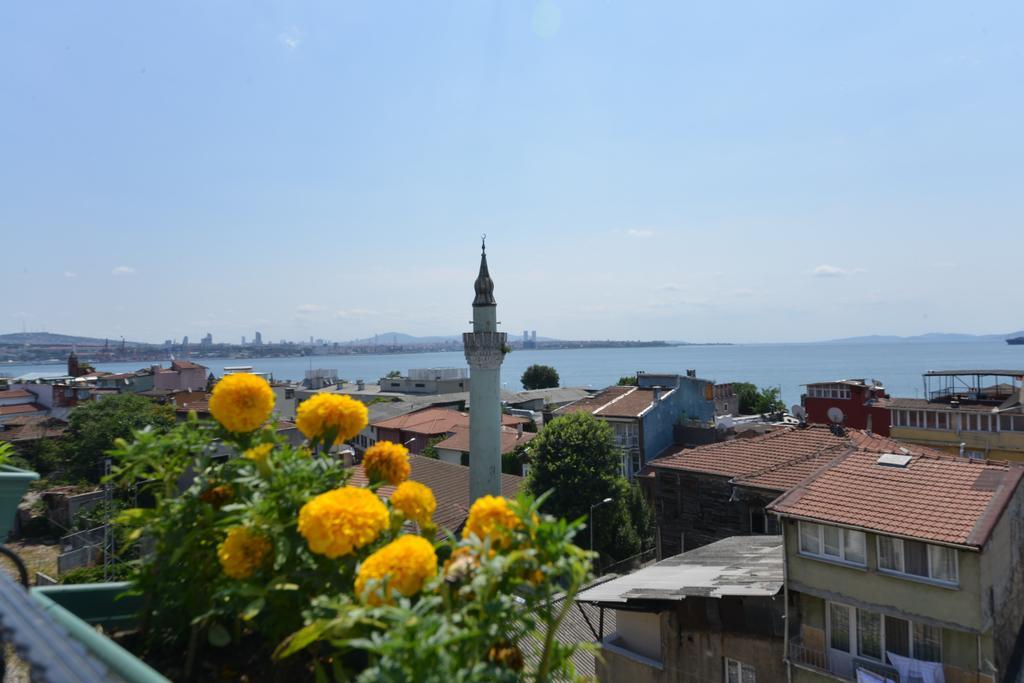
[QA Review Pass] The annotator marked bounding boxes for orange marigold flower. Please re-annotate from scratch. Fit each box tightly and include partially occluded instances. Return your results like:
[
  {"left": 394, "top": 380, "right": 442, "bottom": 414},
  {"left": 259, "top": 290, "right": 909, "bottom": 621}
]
[
  {"left": 363, "top": 441, "right": 410, "bottom": 486},
  {"left": 217, "top": 527, "right": 271, "bottom": 579},
  {"left": 390, "top": 480, "right": 436, "bottom": 527},
  {"left": 443, "top": 546, "right": 480, "bottom": 583},
  {"left": 355, "top": 535, "right": 437, "bottom": 605},
  {"left": 486, "top": 640, "right": 525, "bottom": 671},
  {"left": 462, "top": 495, "right": 521, "bottom": 547},
  {"left": 209, "top": 373, "right": 275, "bottom": 433},
  {"left": 296, "top": 394, "right": 368, "bottom": 446},
  {"left": 199, "top": 484, "right": 234, "bottom": 509},
  {"left": 298, "top": 486, "right": 389, "bottom": 558}
]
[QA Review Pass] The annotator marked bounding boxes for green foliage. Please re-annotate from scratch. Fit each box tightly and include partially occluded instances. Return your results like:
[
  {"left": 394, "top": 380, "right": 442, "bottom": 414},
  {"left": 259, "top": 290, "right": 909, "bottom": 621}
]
[
  {"left": 525, "top": 412, "right": 641, "bottom": 561},
  {"left": 420, "top": 435, "right": 446, "bottom": 460},
  {"left": 0, "top": 442, "right": 13, "bottom": 467},
  {"left": 108, "top": 414, "right": 592, "bottom": 680},
  {"left": 501, "top": 443, "right": 529, "bottom": 476},
  {"left": 616, "top": 375, "right": 638, "bottom": 386},
  {"left": 59, "top": 394, "right": 175, "bottom": 482},
  {"left": 734, "top": 382, "right": 786, "bottom": 415},
  {"left": 520, "top": 364, "right": 559, "bottom": 390},
  {"left": 384, "top": 370, "right": 401, "bottom": 378},
  {"left": 275, "top": 495, "right": 593, "bottom": 683},
  {"left": 60, "top": 562, "right": 134, "bottom": 584}
]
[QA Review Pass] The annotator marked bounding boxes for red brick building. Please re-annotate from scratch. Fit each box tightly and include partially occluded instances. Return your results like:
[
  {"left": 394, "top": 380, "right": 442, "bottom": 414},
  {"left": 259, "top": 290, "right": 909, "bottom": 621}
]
[{"left": 801, "top": 379, "right": 891, "bottom": 435}]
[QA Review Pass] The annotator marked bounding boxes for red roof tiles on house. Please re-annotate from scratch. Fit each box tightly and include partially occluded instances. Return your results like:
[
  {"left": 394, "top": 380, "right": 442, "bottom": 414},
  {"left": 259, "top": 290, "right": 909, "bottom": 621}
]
[
  {"left": 651, "top": 424, "right": 947, "bottom": 491},
  {"left": 0, "top": 390, "right": 35, "bottom": 400},
  {"left": 0, "top": 404, "right": 46, "bottom": 417},
  {"left": 371, "top": 406, "right": 526, "bottom": 437},
  {"left": 433, "top": 425, "right": 536, "bottom": 455},
  {"left": 768, "top": 449, "right": 1023, "bottom": 547}
]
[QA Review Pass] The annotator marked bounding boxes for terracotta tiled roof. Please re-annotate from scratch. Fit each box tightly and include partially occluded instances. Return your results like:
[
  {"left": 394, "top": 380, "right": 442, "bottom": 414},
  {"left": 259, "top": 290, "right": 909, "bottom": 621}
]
[
  {"left": 0, "top": 416, "right": 67, "bottom": 442},
  {"left": 554, "top": 385, "right": 661, "bottom": 419},
  {"left": 651, "top": 425, "right": 947, "bottom": 492},
  {"left": 348, "top": 454, "right": 523, "bottom": 534},
  {"left": 170, "top": 360, "right": 206, "bottom": 370},
  {"left": 0, "top": 390, "right": 35, "bottom": 400},
  {"left": 371, "top": 407, "right": 525, "bottom": 436},
  {"left": 768, "top": 450, "right": 1023, "bottom": 547},
  {"left": 0, "top": 403, "right": 46, "bottom": 417},
  {"left": 433, "top": 426, "right": 536, "bottom": 455}
]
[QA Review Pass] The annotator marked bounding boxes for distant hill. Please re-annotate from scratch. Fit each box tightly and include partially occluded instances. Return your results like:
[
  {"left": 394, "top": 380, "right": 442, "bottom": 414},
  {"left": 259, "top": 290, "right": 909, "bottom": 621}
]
[
  {"left": 822, "top": 331, "right": 1024, "bottom": 344},
  {"left": 0, "top": 332, "right": 151, "bottom": 347}
]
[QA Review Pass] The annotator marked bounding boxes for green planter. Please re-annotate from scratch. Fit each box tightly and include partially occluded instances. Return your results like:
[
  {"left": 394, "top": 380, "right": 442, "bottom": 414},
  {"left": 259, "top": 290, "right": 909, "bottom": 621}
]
[
  {"left": 0, "top": 463, "right": 39, "bottom": 539},
  {"left": 30, "top": 582, "right": 169, "bottom": 683}
]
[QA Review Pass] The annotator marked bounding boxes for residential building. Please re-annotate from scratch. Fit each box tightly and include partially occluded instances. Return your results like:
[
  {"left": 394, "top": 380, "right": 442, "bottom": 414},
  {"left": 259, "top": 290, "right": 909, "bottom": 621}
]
[
  {"left": 713, "top": 382, "right": 740, "bottom": 416},
  {"left": 576, "top": 536, "right": 786, "bottom": 683},
  {"left": 379, "top": 368, "right": 471, "bottom": 395},
  {"left": 0, "top": 388, "right": 48, "bottom": 423},
  {"left": 772, "top": 449, "right": 1024, "bottom": 683},
  {"left": 371, "top": 406, "right": 526, "bottom": 456},
  {"left": 93, "top": 369, "right": 156, "bottom": 394},
  {"left": 801, "top": 379, "right": 891, "bottom": 435},
  {"left": 433, "top": 424, "right": 535, "bottom": 471},
  {"left": 0, "top": 415, "right": 68, "bottom": 447},
  {"left": 153, "top": 360, "right": 208, "bottom": 392},
  {"left": 649, "top": 425, "right": 945, "bottom": 557},
  {"left": 554, "top": 372, "right": 718, "bottom": 479},
  {"left": 885, "top": 370, "right": 1024, "bottom": 461}
]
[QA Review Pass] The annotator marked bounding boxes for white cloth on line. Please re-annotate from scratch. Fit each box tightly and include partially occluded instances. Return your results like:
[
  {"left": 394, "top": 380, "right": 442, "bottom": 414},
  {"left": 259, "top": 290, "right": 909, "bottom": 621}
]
[
  {"left": 886, "top": 651, "right": 945, "bottom": 683},
  {"left": 856, "top": 667, "right": 892, "bottom": 683}
]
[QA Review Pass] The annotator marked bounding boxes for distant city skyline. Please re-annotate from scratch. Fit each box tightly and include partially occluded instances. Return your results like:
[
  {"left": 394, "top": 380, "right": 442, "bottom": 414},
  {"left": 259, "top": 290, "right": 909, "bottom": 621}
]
[{"left": 3, "top": 2, "right": 1022, "bottom": 344}]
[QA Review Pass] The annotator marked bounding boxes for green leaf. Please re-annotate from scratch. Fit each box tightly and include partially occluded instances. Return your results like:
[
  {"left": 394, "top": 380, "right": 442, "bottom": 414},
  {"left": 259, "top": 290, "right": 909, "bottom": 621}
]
[
  {"left": 207, "top": 622, "right": 231, "bottom": 648},
  {"left": 274, "top": 620, "right": 330, "bottom": 659},
  {"left": 241, "top": 597, "right": 265, "bottom": 621}
]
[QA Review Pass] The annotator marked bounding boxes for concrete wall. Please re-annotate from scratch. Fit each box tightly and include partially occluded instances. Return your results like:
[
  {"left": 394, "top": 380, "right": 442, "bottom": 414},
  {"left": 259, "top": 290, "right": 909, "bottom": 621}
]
[
  {"left": 890, "top": 425, "right": 1024, "bottom": 462},
  {"left": 654, "top": 469, "right": 779, "bottom": 557},
  {"left": 784, "top": 520, "right": 984, "bottom": 632},
  {"left": 980, "top": 476, "right": 1024, "bottom": 676},
  {"left": 637, "top": 376, "right": 716, "bottom": 464}
]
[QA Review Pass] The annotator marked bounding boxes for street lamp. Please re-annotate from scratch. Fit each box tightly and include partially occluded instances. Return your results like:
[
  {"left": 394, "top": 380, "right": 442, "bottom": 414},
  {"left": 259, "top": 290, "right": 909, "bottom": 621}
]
[{"left": 590, "top": 497, "right": 613, "bottom": 553}]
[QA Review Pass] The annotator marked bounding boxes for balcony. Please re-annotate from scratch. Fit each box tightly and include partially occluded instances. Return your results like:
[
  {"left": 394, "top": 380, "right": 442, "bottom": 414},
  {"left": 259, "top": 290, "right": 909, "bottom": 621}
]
[{"left": 789, "top": 638, "right": 901, "bottom": 682}]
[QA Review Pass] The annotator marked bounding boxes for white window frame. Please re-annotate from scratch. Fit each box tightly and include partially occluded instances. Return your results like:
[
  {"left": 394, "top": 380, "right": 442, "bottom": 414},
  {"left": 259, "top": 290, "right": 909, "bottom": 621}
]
[
  {"left": 826, "top": 602, "right": 943, "bottom": 664},
  {"left": 798, "top": 521, "right": 866, "bottom": 567},
  {"left": 725, "top": 657, "right": 756, "bottom": 683},
  {"left": 875, "top": 535, "right": 959, "bottom": 587}
]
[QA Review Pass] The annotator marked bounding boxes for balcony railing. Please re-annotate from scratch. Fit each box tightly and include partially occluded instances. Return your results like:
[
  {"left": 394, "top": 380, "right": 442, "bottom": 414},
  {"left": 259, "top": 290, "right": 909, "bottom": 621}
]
[{"left": 788, "top": 639, "right": 901, "bottom": 682}]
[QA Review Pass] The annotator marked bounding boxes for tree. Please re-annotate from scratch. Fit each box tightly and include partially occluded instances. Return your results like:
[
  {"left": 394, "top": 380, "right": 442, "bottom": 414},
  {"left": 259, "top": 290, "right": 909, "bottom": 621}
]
[
  {"left": 616, "top": 375, "right": 638, "bottom": 386},
  {"left": 734, "top": 382, "right": 786, "bottom": 415},
  {"left": 521, "top": 364, "right": 559, "bottom": 390},
  {"left": 59, "top": 394, "right": 176, "bottom": 482},
  {"left": 420, "top": 435, "right": 446, "bottom": 460},
  {"left": 526, "top": 412, "right": 643, "bottom": 562}
]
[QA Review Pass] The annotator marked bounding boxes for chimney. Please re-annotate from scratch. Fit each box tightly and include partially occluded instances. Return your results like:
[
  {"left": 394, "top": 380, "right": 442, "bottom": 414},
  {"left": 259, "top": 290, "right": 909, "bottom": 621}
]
[
  {"left": 653, "top": 387, "right": 662, "bottom": 404},
  {"left": 357, "top": 379, "right": 365, "bottom": 391}
]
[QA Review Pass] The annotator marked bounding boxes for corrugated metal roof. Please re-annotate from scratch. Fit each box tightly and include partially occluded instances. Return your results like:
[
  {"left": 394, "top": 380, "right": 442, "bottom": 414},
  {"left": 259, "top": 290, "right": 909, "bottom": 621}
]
[{"left": 576, "top": 536, "right": 783, "bottom": 604}]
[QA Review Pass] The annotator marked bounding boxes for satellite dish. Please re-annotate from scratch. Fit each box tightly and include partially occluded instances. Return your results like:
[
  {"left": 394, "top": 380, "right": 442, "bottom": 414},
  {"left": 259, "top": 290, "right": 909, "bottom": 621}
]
[
  {"left": 827, "top": 407, "right": 845, "bottom": 424},
  {"left": 791, "top": 405, "right": 807, "bottom": 420}
]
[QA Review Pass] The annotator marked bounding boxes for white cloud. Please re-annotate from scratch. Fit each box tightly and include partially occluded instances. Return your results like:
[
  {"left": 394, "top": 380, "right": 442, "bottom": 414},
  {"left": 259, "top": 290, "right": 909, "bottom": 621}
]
[
  {"left": 626, "top": 228, "right": 655, "bottom": 238},
  {"left": 112, "top": 266, "right": 136, "bottom": 276},
  {"left": 336, "top": 308, "right": 378, "bottom": 319},
  {"left": 278, "top": 26, "right": 302, "bottom": 50},
  {"left": 296, "top": 303, "right": 326, "bottom": 314},
  {"left": 811, "top": 264, "right": 864, "bottom": 278},
  {"left": 64, "top": 271, "right": 77, "bottom": 278},
  {"left": 657, "top": 283, "right": 684, "bottom": 292}
]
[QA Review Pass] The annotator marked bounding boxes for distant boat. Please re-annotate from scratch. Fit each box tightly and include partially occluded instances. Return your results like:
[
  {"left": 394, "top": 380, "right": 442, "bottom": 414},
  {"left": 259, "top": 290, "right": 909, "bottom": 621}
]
[{"left": 1008, "top": 337, "right": 1024, "bottom": 345}]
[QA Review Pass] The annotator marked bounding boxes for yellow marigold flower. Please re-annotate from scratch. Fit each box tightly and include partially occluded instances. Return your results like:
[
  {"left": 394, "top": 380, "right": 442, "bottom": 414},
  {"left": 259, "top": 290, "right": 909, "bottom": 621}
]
[
  {"left": 217, "top": 527, "right": 271, "bottom": 579},
  {"left": 355, "top": 535, "right": 437, "bottom": 605},
  {"left": 462, "top": 495, "right": 521, "bottom": 547},
  {"left": 363, "top": 441, "right": 411, "bottom": 486},
  {"left": 209, "top": 373, "right": 275, "bottom": 434},
  {"left": 390, "top": 481, "right": 436, "bottom": 527},
  {"left": 243, "top": 443, "right": 273, "bottom": 464},
  {"left": 296, "top": 394, "right": 368, "bottom": 446},
  {"left": 298, "top": 486, "right": 389, "bottom": 558},
  {"left": 486, "top": 640, "right": 525, "bottom": 671}
]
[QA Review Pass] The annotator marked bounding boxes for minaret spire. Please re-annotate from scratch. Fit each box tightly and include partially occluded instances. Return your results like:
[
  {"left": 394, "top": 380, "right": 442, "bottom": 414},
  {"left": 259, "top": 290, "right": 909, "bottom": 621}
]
[
  {"left": 464, "top": 237, "right": 506, "bottom": 502},
  {"left": 473, "top": 235, "right": 496, "bottom": 307}
]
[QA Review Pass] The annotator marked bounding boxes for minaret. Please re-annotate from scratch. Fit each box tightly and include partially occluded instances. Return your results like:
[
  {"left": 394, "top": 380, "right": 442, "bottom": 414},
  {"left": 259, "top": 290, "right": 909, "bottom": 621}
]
[{"left": 464, "top": 238, "right": 506, "bottom": 502}]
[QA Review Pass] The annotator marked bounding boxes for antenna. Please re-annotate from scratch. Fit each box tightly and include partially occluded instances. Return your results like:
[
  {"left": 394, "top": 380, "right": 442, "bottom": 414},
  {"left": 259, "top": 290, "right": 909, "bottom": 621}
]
[
  {"left": 827, "top": 406, "right": 845, "bottom": 424},
  {"left": 791, "top": 405, "right": 807, "bottom": 421}
]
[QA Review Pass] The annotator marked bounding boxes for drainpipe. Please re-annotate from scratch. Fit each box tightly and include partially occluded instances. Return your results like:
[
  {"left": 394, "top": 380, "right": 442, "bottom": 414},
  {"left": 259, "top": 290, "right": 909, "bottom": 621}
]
[{"left": 780, "top": 513, "right": 792, "bottom": 683}]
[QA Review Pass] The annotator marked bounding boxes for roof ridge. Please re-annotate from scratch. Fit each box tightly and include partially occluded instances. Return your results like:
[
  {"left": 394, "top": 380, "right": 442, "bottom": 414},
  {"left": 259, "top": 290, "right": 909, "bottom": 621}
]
[
  {"left": 734, "top": 441, "right": 851, "bottom": 484},
  {"left": 592, "top": 386, "right": 638, "bottom": 416}
]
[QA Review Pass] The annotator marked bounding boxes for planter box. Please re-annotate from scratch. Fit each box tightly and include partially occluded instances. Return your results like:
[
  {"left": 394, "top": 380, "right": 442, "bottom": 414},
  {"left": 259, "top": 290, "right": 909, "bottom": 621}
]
[
  {"left": 30, "top": 582, "right": 169, "bottom": 683},
  {"left": 0, "top": 463, "right": 39, "bottom": 539}
]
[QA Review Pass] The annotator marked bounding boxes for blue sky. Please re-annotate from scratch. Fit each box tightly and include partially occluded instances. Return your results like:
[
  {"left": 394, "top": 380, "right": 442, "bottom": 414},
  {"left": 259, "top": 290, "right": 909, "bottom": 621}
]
[{"left": 3, "top": 2, "right": 1022, "bottom": 344}]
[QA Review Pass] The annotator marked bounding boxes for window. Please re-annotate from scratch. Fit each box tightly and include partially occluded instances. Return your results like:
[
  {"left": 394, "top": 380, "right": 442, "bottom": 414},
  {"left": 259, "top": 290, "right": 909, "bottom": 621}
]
[
  {"left": 808, "top": 384, "right": 851, "bottom": 400},
  {"left": 725, "top": 658, "right": 756, "bottom": 683},
  {"left": 877, "top": 536, "right": 958, "bottom": 585},
  {"left": 828, "top": 603, "right": 943, "bottom": 664},
  {"left": 631, "top": 451, "right": 643, "bottom": 477},
  {"left": 798, "top": 522, "right": 866, "bottom": 566}
]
